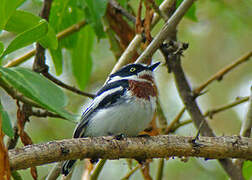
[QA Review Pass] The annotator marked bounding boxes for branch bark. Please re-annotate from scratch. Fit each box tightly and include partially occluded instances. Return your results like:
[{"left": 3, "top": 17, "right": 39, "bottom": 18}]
[
  {"left": 164, "top": 44, "right": 245, "bottom": 179},
  {"left": 9, "top": 135, "right": 252, "bottom": 171}
]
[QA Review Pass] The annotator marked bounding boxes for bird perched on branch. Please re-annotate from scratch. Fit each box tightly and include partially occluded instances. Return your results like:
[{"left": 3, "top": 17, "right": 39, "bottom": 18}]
[{"left": 62, "top": 62, "right": 160, "bottom": 176}]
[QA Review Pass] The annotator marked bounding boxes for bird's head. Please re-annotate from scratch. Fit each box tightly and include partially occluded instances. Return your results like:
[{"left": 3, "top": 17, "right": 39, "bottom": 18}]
[{"left": 109, "top": 62, "right": 160, "bottom": 83}]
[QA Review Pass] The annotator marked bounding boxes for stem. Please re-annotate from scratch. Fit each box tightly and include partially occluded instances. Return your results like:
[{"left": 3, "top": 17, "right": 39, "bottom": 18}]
[
  {"left": 90, "top": 159, "right": 107, "bottom": 180},
  {"left": 156, "top": 159, "right": 164, "bottom": 180},
  {"left": 194, "top": 51, "right": 252, "bottom": 95}
]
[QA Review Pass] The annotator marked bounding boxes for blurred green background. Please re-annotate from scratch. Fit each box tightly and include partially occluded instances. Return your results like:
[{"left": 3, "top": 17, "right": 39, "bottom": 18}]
[{"left": 1, "top": 0, "right": 252, "bottom": 179}]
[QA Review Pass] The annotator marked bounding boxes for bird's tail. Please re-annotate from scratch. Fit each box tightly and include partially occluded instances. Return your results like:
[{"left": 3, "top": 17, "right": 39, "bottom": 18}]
[{"left": 61, "top": 160, "right": 77, "bottom": 176}]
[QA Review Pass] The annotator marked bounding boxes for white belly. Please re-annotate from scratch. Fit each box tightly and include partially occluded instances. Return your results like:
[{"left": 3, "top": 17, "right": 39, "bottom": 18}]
[{"left": 84, "top": 96, "right": 156, "bottom": 137}]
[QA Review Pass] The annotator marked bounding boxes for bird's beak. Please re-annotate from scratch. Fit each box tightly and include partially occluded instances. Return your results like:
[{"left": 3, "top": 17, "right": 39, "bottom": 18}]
[{"left": 149, "top": 62, "right": 161, "bottom": 71}]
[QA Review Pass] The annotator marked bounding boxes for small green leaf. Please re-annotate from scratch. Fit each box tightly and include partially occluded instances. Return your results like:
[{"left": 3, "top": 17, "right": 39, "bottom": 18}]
[
  {"left": 0, "top": 101, "right": 14, "bottom": 137},
  {"left": 243, "top": 161, "right": 252, "bottom": 180},
  {"left": 0, "top": 67, "right": 76, "bottom": 121},
  {"left": 82, "top": 0, "right": 108, "bottom": 38},
  {"left": 5, "top": 10, "right": 58, "bottom": 49},
  {"left": 49, "top": 0, "right": 82, "bottom": 49},
  {"left": 176, "top": 0, "right": 197, "bottom": 22},
  {"left": 0, "top": 41, "right": 4, "bottom": 56},
  {"left": 0, "top": 0, "right": 25, "bottom": 29},
  {"left": 155, "top": 0, "right": 163, "bottom": 6},
  {"left": 2, "top": 20, "right": 48, "bottom": 57},
  {"left": 71, "top": 25, "right": 95, "bottom": 90},
  {"left": 49, "top": 46, "right": 63, "bottom": 75}
]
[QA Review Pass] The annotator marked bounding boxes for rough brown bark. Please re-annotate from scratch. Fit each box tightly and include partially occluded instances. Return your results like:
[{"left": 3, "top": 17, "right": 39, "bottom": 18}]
[{"left": 9, "top": 135, "right": 252, "bottom": 171}]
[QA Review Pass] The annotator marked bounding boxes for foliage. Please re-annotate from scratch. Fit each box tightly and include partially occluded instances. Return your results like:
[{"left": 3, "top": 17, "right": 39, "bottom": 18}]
[{"left": 0, "top": 101, "right": 13, "bottom": 137}]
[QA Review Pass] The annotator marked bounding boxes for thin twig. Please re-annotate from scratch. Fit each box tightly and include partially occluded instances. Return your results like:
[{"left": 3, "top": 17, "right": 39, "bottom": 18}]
[
  {"left": 29, "top": 109, "right": 65, "bottom": 119},
  {"left": 4, "top": 20, "right": 86, "bottom": 68},
  {"left": 146, "top": 0, "right": 169, "bottom": 21},
  {"left": 156, "top": 159, "right": 164, "bottom": 180},
  {"left": 204, "top": 96, "right": 250, "bottom": 119},
  {"left": 140, "top": 161, "right": 152, "bottom": 180},
  {"left": 193, "top": 51, "right": 252, "bottom": 95},
  {"left": 171, "top": 96, "right": 250, "bottom": 132},
  {"left": 171, "top": 119, "right": 192, "bottom": 132},
  {"left": 39, "top": 0, "right": 52, "bottom": 21},
  {"left": 4, "top": 51, "right": 36, "bottom": 68},
  {"left": 109, "top": 0, "right": 136, "bottom": 23},
  {"left": 135, "top": 0, "right": 195, "bottom": 63},
  {"left": 168, "top": 51, "right": 252, "bottom": 134},
  {"left": 110, "top": 0, "right": 176, "bottom": 74},
  {"left": 45, "top": 162, "right": 63, "bottom": 180},
  {"left": 56, "top": 20, "right": 86, "bottom": 40},
  {"left": 43, "top": 72, "right": 95, "bottom": 98},
  {"left": 121, "top": 165, "right": 141, "bottom": 180},
  {"left": 165, "top": 107, "right": 186, "bottom": 134},
  {"left": 168, "top": 51, "right": 252, "bottom": 133},
  {"left": 90, "top": 159, "right": 107, "bottom": 180}
]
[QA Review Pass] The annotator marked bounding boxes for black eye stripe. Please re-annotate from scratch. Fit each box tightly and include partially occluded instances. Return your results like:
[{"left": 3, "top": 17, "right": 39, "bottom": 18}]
[{"left": 110, "top": 64, "right": 150, "bottom": 78}]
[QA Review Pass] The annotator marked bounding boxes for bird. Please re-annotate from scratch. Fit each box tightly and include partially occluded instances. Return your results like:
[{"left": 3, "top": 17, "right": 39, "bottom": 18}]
[{"left": 61, "top": 62, "right": 160, "bottom": 176}]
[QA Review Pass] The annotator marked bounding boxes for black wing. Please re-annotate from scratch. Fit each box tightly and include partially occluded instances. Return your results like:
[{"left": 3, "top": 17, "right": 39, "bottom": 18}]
[{"left": 73, "top": 80, "right": 129, "bottom": 138}]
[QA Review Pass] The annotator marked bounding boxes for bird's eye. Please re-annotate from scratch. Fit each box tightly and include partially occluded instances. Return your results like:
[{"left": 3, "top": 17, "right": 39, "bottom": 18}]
[{"left": 130, "top": 67, "right": 136, "bottom": 72}]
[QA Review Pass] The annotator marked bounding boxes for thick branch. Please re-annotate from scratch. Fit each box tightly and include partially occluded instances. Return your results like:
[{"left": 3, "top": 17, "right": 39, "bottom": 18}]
[
  {"left": 167, "top": 47, "right": 245, "bottom": 179},
  {"left": 9, "top": 135, "right": 252, "bottom": 171}
]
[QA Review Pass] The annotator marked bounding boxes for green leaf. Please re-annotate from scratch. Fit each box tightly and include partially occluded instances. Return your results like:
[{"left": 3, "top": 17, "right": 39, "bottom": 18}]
[
  {"left": 49, "top": 0, "right": 85, "bottom": 72},
  {"left": 71, "top": 25, "right": 95, "bottom": 90},
  {"left": 0, "top": 67, "right": 76, "bottom": 121},
  {"left": 49, "top": 46, "right": 63, "bottom": 75},
  {"left": 0, "top": 41, "right": 4, "bottom": 56},
  {"left": 5, "top": 10, "right": 58, "bottom": 49},
  {"left": 0, "top": 0, "right": 25, "bottom": 29},
  {"left": 0, "top": 101, "right": 14, "bottom": 137},
  {"left": 49, "top": 0, "right": 82, "bottom": 48},
  {"left": 176, "top": 0, "right": 197, "bottom": 22},
  {"left": 2, "top": 20, "right": 48, "bottom": 57},
  {"left": 82, "top": 0, "right": 108, "bottom": 38},
  {"left": 243, "top": 161, "right": 252, "bottom": 180},
  {"left": 155, "top": 0, "right": 163, "bottom": 6}
]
